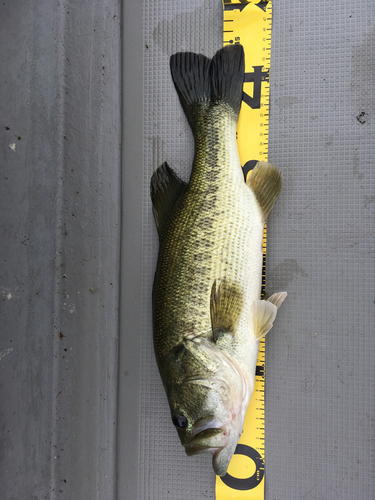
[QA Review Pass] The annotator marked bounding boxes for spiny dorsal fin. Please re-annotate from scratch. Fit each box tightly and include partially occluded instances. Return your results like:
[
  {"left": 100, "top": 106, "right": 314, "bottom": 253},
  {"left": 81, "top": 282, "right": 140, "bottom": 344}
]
[
  {"left": 251, "top": 292, "right": 287, "bottom": 340},
  {"left": 246, "top": 161, "right": 283, "bottom": 221},
  {"left": 170, "top": 45, "right": 245, "bottom": 132},
  {"left": 210, "top": 280, "right": 244, "bottom": 342},
  {"left": 150, "top": 162, "right": 186, "bottom": 236}
]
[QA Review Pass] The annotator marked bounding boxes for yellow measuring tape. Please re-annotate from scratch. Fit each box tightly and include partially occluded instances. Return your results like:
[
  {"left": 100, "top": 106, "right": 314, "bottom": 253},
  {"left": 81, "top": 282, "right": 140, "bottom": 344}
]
[{"left": 216, "top": 1, "right": 272, "bottom": 499}]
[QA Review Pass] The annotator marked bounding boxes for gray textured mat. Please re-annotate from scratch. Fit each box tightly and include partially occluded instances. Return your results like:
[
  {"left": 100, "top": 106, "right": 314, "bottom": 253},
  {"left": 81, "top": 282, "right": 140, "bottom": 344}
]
[{"left": 139, "top": 1, "right": 375, "bottom": 499}]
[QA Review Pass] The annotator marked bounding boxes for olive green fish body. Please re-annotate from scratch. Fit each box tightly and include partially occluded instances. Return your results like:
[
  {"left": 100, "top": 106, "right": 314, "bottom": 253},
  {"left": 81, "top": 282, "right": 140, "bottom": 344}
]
[
  {"left": 153, "top": 108, "right": 262, "bottom": 371},
  {"left": 151, "top": 45, "right": 286, "bottom": 476}
]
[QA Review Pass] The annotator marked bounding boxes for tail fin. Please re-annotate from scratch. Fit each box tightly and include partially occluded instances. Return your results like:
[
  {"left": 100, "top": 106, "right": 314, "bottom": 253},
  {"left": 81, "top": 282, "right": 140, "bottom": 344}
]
[
  {"left": 209, "top": 45, "right": 244, "bottom": 115},
  {"left": 170, "top": 45, "right": 245, "bottom": 131}
]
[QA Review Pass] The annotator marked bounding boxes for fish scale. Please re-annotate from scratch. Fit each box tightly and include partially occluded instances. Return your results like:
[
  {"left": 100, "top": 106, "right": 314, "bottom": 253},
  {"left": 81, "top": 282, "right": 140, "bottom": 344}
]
[{"left": 154, "top": 113, "right": 260, "bottom": 359}]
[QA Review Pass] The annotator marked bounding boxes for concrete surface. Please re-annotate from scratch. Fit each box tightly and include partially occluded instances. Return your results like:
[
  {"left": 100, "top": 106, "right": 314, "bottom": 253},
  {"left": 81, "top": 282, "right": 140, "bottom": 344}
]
[{"left": 1, "top": 1, "right": 121, "bottom": 498}]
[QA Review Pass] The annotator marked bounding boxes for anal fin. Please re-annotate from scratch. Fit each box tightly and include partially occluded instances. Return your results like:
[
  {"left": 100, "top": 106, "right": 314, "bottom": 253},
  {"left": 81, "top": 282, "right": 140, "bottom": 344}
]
[
  {"left": 251, "top": 292, "right": 287, "bottom": 340},
  {"left": 267, "top": 291, "right": 288, "bottom": 309}
]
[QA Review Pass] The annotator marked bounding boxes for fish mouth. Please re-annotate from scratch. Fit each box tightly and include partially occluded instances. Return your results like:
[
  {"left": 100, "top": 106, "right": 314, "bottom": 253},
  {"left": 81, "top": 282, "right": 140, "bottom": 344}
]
[
  {"left": 179, "top": 412, "right": 245, "bottom": 476},
  {"left": 182, "top": 422, "right": 238, "bottom": 476},
  {"left": 181, "top": 417, "right": 229, "bottom": 456},
  {"left": 183, "top": 425, "right": 240, "bottom": 477},
  {"left": 184, "top": 427, "right": 228, "bottom": 456}
]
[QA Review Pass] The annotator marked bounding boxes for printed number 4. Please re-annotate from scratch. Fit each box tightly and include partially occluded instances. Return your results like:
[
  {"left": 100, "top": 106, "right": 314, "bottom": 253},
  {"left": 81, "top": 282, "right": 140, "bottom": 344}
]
[{"left": 242, "top": 67, "right": 269, "bottom": 109}]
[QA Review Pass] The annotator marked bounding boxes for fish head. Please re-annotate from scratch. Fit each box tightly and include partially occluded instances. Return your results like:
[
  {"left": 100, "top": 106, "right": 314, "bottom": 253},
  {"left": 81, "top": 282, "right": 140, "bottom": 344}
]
[{"left": 163, "top": 337, "right": 253, "bottom": 476}]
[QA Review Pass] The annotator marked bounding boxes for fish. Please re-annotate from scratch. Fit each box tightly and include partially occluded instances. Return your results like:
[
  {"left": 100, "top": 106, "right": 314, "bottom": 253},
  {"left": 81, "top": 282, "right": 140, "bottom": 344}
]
[{"left": 150, "top": 44, "right": 287, "bottom": 477}]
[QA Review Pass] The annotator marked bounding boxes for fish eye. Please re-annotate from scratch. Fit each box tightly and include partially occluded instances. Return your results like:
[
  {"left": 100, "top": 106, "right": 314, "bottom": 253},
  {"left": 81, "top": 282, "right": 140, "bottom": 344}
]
[{"left": 172, "top": 415, "right": 188, "bottom": 429}]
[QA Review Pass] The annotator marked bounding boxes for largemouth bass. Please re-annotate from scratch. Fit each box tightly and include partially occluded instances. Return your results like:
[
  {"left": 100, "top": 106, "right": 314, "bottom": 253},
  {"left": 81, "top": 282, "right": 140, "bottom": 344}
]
[{"left": 151, "top": 45, "right": 286, "bottom": 477}]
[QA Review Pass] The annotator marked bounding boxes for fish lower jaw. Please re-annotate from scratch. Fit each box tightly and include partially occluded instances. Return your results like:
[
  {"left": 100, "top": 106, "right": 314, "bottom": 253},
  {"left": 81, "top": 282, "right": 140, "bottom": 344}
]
[
  {"left": 211, "top": 404, "right": 250, "bottom": 476},
  {"left": 185, "top": 435, "right": 239, "bottom": 476},
  {"left": 212, "top": 443, "right": 237, "bottom": 477}
]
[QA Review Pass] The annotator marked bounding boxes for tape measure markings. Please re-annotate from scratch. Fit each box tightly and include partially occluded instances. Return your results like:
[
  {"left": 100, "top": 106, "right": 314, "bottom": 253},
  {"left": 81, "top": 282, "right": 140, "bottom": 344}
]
[{"left": 216, "top": 1, "right": 272, "bottom": 499}]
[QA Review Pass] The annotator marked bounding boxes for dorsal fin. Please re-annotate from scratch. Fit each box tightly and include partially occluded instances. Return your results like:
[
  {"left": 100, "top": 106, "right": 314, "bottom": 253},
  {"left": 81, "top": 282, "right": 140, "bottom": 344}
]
[
  {"left": 246, "top": 161, "right": 283, "bottom": 221},
  {"left": 210, "top": 280, "right": 244, "bottom": 342},
  {"left": 150, "top": 162, "right": 186, "bottom": 236}
]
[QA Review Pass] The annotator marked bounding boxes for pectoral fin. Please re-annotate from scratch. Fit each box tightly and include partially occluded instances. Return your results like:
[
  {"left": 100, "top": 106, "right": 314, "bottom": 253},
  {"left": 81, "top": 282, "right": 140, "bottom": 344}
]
[
  {"left": 150, "top": 162, "right": 186, "bottom": 236},
  {"left": 251, "top": 292, "right": 287, "bottom": 340},
  {"left": 210, "top": 280, "right": 244, "bottom": 342}
]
